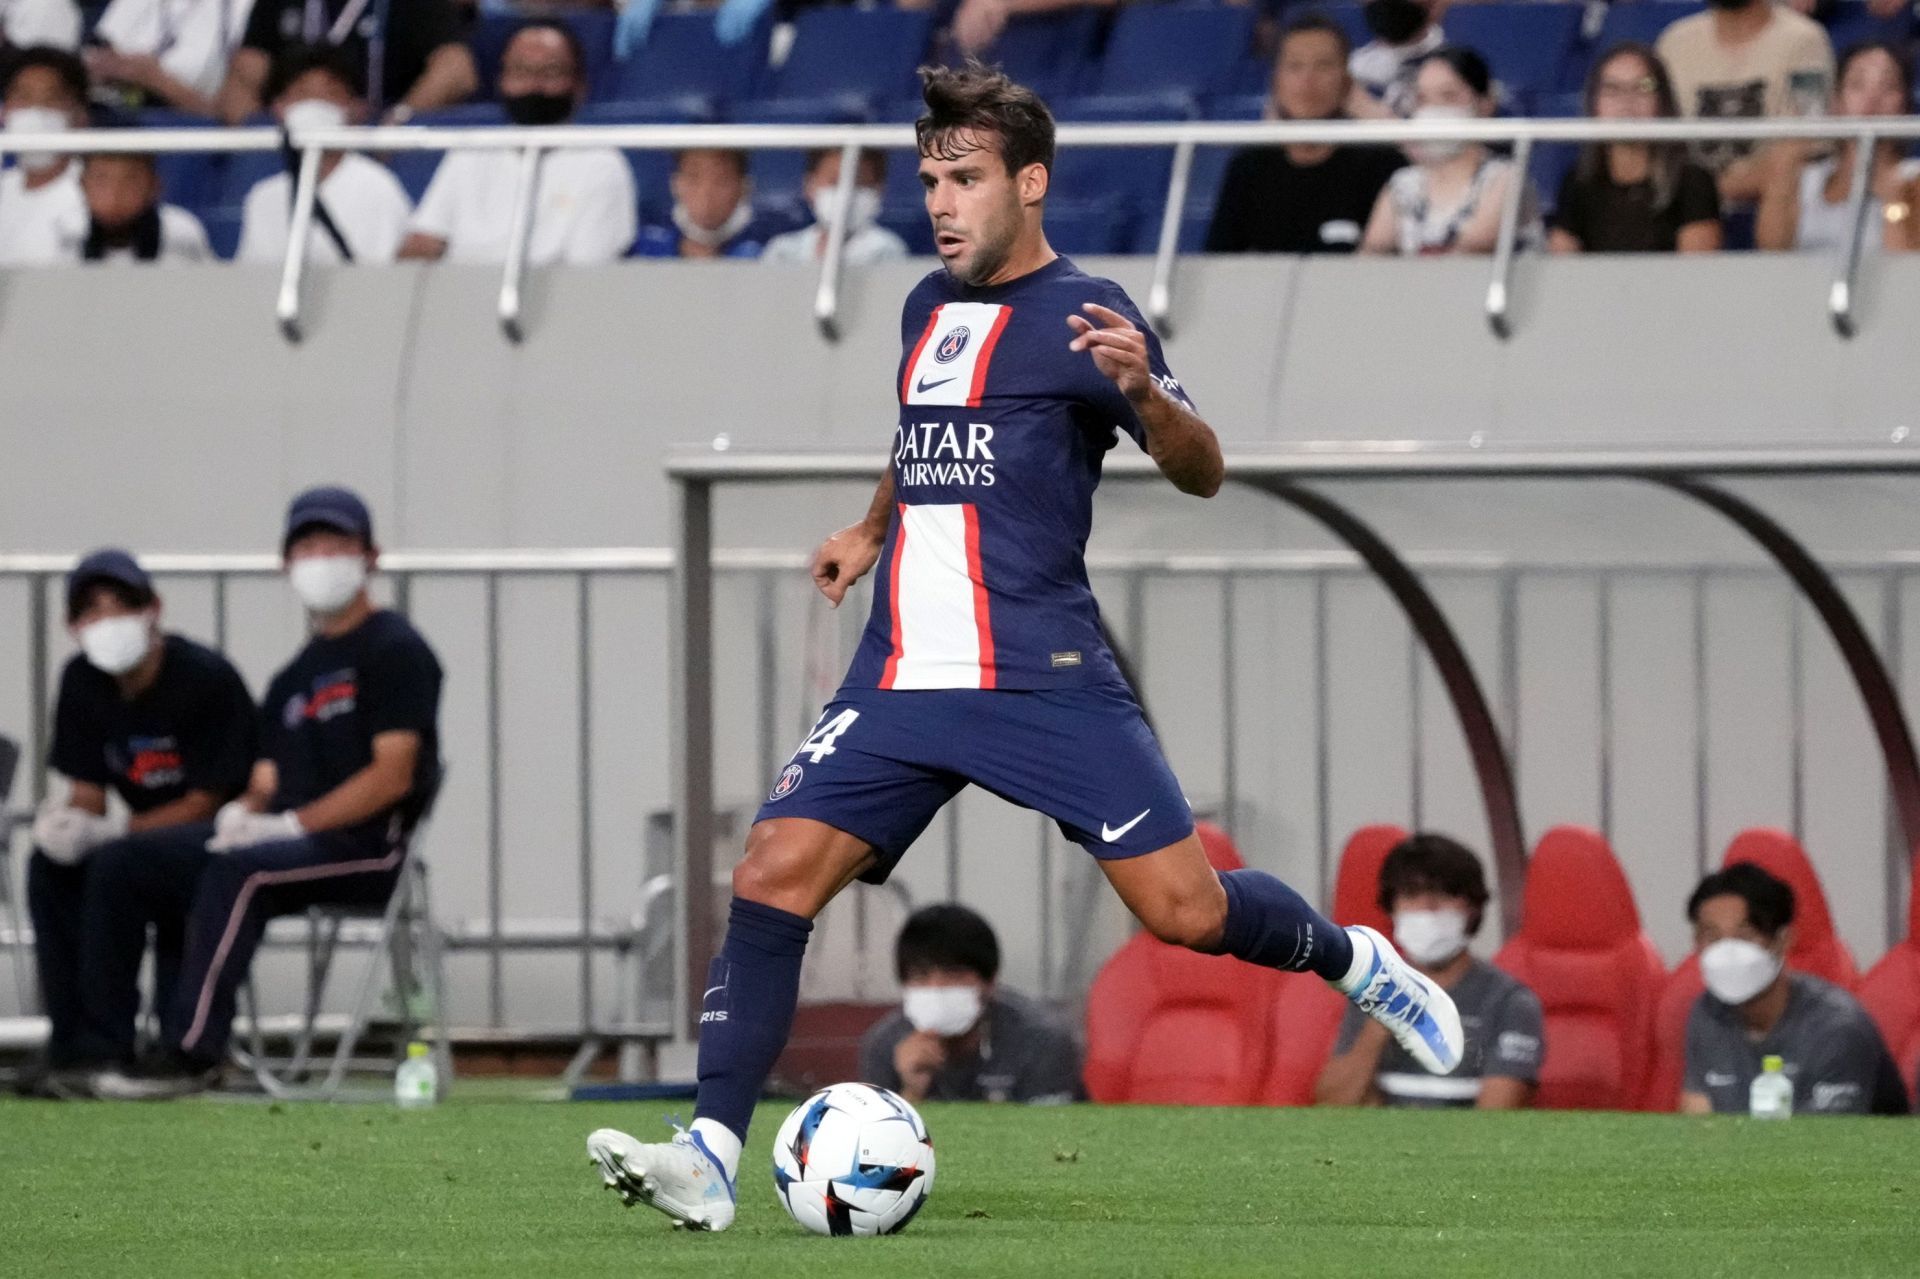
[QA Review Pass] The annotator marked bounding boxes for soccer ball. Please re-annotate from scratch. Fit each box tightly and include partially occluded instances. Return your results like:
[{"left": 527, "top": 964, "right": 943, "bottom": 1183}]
[{"left": 771, "top": 1082, "right": 936, "bottom": 1236}]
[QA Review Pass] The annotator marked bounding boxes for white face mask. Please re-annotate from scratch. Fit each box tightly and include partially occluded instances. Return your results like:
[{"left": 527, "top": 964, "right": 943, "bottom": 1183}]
[
  {"left": 78, "top": 612, "right": 155, "bottom": 676},
  {"left": 671, "top": 196, "right": 755, "bottom": 248},
  {"left": 1700, "top": 937, "right": 1783, "bottom": 1006},
  {"left": 281, "top": 98, "right": 348, "bottom": 135},
  {"left": 1406, "top": 103, "right": 1474, "bottom": 166},
  {"left": 289, "top": 555, "right": 368, "bottom": 614},
  {"left": 808, "top": 184, "right": 882, "bottom": 236},
  {"left": 901, "top": 984, "right": 984, "bottom": 1037},
  {"left": 1393, "top": 907, "right": 1470, "bottom": 967},
  {"left": 7, "top": 106, "right": 71, "bottom": 174}
]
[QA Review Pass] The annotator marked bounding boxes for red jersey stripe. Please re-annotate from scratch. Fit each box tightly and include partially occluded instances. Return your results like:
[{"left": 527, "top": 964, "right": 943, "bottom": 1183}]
[
  {"left": 964, "top": 304, "right": 1014, "bottom": 408},
  {"left": 961, "top": 503, "right": 996, "bottom": 689},
  {"left": 878, "top": 504, "right": 910, "bottom": 689},
  {"left": 900, "top": 304, "right": 943, "bottom": 403}
]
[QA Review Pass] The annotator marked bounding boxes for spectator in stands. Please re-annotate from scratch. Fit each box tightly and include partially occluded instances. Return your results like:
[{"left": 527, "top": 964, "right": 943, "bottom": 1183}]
[
  {"left": 0, "top": 45, "right": 87, "bottom": 266},
  {"left": 1360, "top": 47, "right": 1541, "bottom": 255},
  {"left": 1551, "top": 43, "right": 1723, "bottom": 254},
  {"left": 72, "top": 149, "right": 212, "bottom": 263},
  {"left": 87, "top": 0, "right": 250, "bottom": 117},
  {"left": 237, "top": 44, "right": 414, "bottom": 266},
  {"left": 90, "top": 486, "right": 443, "bottom": 1100},
  {"left": 858, "top": 903, "right": 1083, "bottom": 1105},
  {"left": 400, "top": 23, "right": 635, "bottom": 265},
  {"left": 1655, "top": 0, "right": 1833, "bottom": 203},
  {"left": 921, "top": 0, "right": 1115, "bottom": 59},
  {"left": 1757, "top": 42, "right": 1919, "bottom": 254},
  {"left": 0, "top": 0, "right": 79, "bottom": 56},
  {"left": 634, "top": 148, "right": 783, "bottom": 259},
  {"left": 1207, "top": 13, "right": 1403, "bottom": 255},
  {"left": 1681, "top": 863, "right": 1908, "bottom": 1116},
  {"left": 1347, "top": 0, "right": 1447, "bottom": 119},
  {"left": 1316, "top": 834, "right": 1543, "bottom": 1109},
  {"left": 19, "top": 550, "right": 254, "bottom": 1097},
  {"left": 215, "top": 0, "right": 476, "bottom": 126},
  {"left": 761, "top": 147, "right": 908, "bottom": 266}
]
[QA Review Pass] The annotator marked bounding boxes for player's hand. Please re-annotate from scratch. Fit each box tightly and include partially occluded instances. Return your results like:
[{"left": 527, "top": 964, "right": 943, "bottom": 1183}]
[
  {"left": 1067, "top": 302, "right": 1155, "bottom": 405},
  {"left": 894, "top": 1031, "right": 945, "bottom": 1098},
  {"left": 810, "top": 523, "right": 885, "bottom": 609}
]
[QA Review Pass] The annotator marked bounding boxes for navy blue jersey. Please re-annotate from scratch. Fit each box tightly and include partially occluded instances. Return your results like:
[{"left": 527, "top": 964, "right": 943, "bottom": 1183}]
[{"left": 843, "top": 256, "right": 1192, "bottom": 691}]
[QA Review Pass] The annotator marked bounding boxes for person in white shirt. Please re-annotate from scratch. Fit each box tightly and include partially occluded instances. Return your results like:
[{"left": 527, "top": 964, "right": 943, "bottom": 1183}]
[
  {"left": 761, "top": 147, "right": 909, "bottom": 267},
  {"left": 0, "top": 46, "right": 88, "bottom": 266},
  {"left": 86, "top": 0, "right": 254, "bottom": 118},
  {"left": 71, "top": 150, "right": 211, "bottom": 263},
  {"left": 0, "top": 0, "right": 81, "bottom": 53},
  {"left": 399, "top": 22, "right": 635, "bottom": 266},
  {"left": 1348, "top": 0, "right": 1448, "bottom": 119},
  {"left": 236, "top": 43, "right": 412, "bottom": 265}
]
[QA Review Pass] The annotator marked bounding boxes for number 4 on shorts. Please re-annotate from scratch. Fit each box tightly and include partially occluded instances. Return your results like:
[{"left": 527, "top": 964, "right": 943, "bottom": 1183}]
[{"left": 797, "top": 709, "right": 860, "bottom": 764}]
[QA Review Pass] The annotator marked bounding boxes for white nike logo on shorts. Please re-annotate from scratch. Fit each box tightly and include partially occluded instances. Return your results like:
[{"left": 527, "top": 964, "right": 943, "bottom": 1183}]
[{"left": 1101, "top": 810, "right": 1151, "bottom": 843}]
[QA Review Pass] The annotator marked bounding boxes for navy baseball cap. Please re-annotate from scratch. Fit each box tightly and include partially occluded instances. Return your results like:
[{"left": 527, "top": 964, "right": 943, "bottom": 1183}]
[
  {"left": 66, "top": 548, "right": 154, "bottom": 618},
  {"left": 284, "top": 485, "right": 374, "bottom": 552}
]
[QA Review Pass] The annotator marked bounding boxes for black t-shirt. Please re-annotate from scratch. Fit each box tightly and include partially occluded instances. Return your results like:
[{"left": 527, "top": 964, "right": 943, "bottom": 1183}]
[
  {"left": 259, "top": 610, "right": 442, "bottom": 843},
  {"left": 1205, "top": 144, "right": 1405, "bottom": 254},
  {"left": 49, "top": 634, "right": 256, "bottom": 814},
  {"left": 1553, "top": 161, "right": 1721, "bottom": 253},
  {"left": 242, "top": 0, "right": 465, "bottom": 110}
]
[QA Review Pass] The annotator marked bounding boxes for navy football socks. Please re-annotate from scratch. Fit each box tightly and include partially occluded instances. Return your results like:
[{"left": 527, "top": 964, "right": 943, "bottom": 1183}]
[
  {"left": 693, "top": 897, "right": 814, "bottom": 1146},
  {"left": 1216, "top": 868, "right": 1354, "bottom": 982}
]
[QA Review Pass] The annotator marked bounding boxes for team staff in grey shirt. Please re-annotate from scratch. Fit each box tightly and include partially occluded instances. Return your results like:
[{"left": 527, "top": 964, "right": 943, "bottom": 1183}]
[
  {"left": 1317, "top": 834, "right": 1544, "bottom": 1109},
  {"left": 859, "top": 904, "right": 1083, "bottom": 1105},
  {"left": 1682, "top": 863, "right": 1908, "bottom": 1116}
]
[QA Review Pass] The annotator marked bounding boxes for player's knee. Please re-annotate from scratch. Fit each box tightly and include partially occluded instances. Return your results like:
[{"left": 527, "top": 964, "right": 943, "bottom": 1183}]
[
  {"left": 1141, "top": 886, "right": 1229, "bottom": 951},
  {"left": 732, "top": 828, "right": 819, "bottom": 914}
]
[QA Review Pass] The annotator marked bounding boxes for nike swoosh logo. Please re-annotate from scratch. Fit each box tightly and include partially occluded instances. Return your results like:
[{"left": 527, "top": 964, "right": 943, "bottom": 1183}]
[
  {"left": 916, "top": 375, "right": 956, "bottom": 393},
  {"left": 1101, "top": 809, "right": 1151, "bottom": 843}
]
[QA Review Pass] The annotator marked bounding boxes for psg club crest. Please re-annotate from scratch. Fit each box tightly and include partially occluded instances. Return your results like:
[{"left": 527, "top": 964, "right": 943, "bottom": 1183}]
[
  {"left": 769, "top": 763, "right": 805, "bottom": 802},
  {"left": 934, "top": 326, "right": 971, "bottom": 363}
]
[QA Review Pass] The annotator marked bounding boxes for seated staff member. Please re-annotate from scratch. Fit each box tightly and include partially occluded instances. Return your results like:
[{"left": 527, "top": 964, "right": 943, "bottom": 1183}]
[
  {"left": 23, "top": 549, "right": 254, "bottom": 1093},
  {"left": 88, "top": 486, "right": 442, "bottom": 1098}
]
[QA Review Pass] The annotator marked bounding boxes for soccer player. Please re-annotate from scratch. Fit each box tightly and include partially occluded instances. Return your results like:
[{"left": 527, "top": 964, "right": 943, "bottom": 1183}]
[{"left": 588, "top": 64, "right": 1463, "bottom": 1230}]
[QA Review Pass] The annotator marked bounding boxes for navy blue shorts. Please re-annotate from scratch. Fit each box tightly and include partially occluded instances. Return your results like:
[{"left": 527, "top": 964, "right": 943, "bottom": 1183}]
[{"left": 753, "top": 682, "right": 1194, "bottom": 884}]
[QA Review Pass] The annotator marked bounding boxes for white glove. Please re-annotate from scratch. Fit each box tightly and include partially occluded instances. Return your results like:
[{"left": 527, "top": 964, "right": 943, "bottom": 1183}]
[
  {"left": 206, "top": 808, "right": 303, "bottom": 853},
  {"left": 31, "top": 800, "right": 127, "bottom": 865}
]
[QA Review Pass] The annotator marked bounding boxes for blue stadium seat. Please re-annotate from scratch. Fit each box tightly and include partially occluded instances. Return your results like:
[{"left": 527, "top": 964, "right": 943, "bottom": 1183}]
[
  {"left": 200, "top": 205, "right": 244, "bottom": 260},
  {"left": 1593, "top": 1, "right": 1704, "bottom": 60},
  {"left": 1049, "top": 95, "right": 1189, "bottom": 255},
  {"left": 606, "top": 10, "right": 774, "bottom": 116},
  {"left": 469, "top": 10, "right": 617, "bottom": 102},
  {"left": 1320, "top": 4, "right": 1371, "bottom": 54},
  {"left": 218, "top": 150, "right": 284, "bottom": 208},
  {"left": 965, "top": 8, "right": 1107, "bottom": 101},
  {"left": 1042, "top": 195, "right": 1129, "bottom": 255},
  {"left": 1440, "top": 4, "right": 1587, "bottom": 101},
  {"left": 736, "top": 8, "right": 933, "bottom": 120},
  {"left": 1093, "top": 3, "right": 1257, "bottom": 99},
  {"left": 134, "top": 109, "right": 225, "bottom": 213},
  {"left": 1824, "top": 1, "right": 1914, "bottom": 57}
]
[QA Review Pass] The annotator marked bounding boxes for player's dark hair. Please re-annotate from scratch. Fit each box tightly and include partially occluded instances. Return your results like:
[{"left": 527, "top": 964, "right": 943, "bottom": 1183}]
[
  {"left": 1278, "top": 11, "right": 1354, "bottom": 62},
  {"left": 265, "top": 42, "right": 367, "bottom": 105},
  {"left": 506, "top": 19, "right": 588, "bottom": 86},
  {"left": 805, "top": 146, "right": 886, "bottom": 185},
  {"left": 675, "top": 146, "right": 749, "bottom": 179},
  {"left": 66, "top": 577, "right": 156, "bottom": 624},
  {"left": 896, "top": 903, "right": 1000, "bottom": 983},
  {"left": 1687, "top": 863, "right": 1796, "bottom": 938},
  {"left": 915, "top": 62, "right": 1055, "bottom": 177},
  {"left": 1377, "top": 833, "right": 1491, "bottom": 935},
  {"left": 4, "top": 45, "right": 90, "bottom": 108},
  {"left": 1417, "top": 44, "right": 1493, "bottom": 99}
]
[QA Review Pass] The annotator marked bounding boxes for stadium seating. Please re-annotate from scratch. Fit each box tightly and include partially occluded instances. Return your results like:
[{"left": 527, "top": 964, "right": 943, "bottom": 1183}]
[
  {"left": 1083, "top": 822, "right": 1282, "bottom": 1104},
  {"left": 733, "top": 8, "right": 933, "bottom": 122},
  {"left": 1258, "top": 823, "right": 1407, "bottom": 1105},
  {"left": 1856, "top": 878, "right": 1920, "bottom": 1108},
  {"left": 961, "top": 8, "right": 1107, "bottom": 104},
  {"left": 1494, "top": 826, "right": 1666, "bottom": 1110},
  {"left": 1642, "top": 829, "right": 1861, "bottom": 1110},
  {"left": 1440, "top": 3, "right": 1588, "bottom": 101},
  {"left": 469, "top": 10, "right": 617, "bottom": 104},
  {"left": 1091, "top": 2, "right": 1258, "bottom": 102},
  {"left": 603, "top": 10, "right": 775, "bottom": 116}
]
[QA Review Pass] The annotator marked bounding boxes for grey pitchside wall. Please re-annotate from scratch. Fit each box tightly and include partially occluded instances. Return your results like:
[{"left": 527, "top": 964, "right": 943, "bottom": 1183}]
[{"left": 3, "top": 253, "right": 1918, "bottom": 1030}]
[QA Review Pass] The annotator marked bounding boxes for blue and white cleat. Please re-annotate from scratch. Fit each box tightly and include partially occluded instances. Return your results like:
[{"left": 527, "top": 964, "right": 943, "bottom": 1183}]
[
  {"left": 1340, "top": 925, "right": 1464, "bottom": 1075},
  {"left": 588, "top": 1124, "right": 737, "bottom": 1232}
]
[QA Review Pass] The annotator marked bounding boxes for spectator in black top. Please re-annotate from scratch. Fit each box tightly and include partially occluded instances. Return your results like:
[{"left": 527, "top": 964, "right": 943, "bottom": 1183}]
[
  {"left": 1206, "top": 13, "right": 1403, "bottom": 255},
  {"left": 20, "top": 549, "right": 254, "bottom": 1095},
  {"left": 88, "top": 486, "right": 443, "bottom": 1099},
  {"left": 1551, "top": 43, "right": 1722, "bottom": 255},
  {"left": 214, "top": 0, "right": 477, "bottom": 125}
]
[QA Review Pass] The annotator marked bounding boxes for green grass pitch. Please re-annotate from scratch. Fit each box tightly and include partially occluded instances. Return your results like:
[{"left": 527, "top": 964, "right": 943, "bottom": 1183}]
[{"left": 4, "top": 1097, "right": 1916, "bottom": 1277}]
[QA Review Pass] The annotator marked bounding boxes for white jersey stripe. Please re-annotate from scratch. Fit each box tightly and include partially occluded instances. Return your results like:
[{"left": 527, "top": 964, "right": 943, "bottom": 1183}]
[
  {"left": 903, "top": 302, "right": 1008, "bottom": 407},
  {"left": 889, "top": 503, "right": 989, "bottom": 689}
]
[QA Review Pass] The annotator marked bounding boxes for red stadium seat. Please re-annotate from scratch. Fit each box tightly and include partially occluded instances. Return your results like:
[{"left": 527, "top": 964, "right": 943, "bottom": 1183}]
[
  {"left": 1643, "top": 829, "right": 1861, "bottom": 1110},
  {"left": 1493, "top": 826, "right": 1666, "bottom": 1110},
  {"left": 1083, "top": 822, "right": 1280, "bottom": 1104},
  {"left": 1857, "top": 880, "right": 1920, "bottom": 1109},
  {"left": 1257, "top": 824, "right": 1408, "bottom": 1105}
]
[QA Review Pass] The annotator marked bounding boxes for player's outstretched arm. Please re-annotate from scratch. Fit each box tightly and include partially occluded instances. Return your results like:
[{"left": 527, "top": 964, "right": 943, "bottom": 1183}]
[
  {"left": 1068, "top": 302, "right": 1224, "bottom": 498},
  {"left": 811, "top": 467, "right": 896, "bottom": 607}
]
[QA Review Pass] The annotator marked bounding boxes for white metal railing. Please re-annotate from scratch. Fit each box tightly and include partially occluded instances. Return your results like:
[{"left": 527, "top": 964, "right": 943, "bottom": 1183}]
[{"left": 4, "top": 115, "right": 1918, "bottom": 342}]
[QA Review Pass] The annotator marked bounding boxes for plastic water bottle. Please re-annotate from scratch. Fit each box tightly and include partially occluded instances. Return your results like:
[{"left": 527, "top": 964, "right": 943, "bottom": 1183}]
[
  {"left": 395, "top": 1041, "right": 438, "bottom": 1109},
  {"left": 1749, "top": 1054, "right": 1792, "bottom": 1120}
]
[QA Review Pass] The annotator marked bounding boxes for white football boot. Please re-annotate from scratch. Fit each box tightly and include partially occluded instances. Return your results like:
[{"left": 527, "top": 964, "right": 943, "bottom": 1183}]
[
  {"left": 588, "top": 1125, "right": 736, "bottom": 1232},
  {"left": 1341, "top": 925, "right": 1465, "bottom": 1075}
]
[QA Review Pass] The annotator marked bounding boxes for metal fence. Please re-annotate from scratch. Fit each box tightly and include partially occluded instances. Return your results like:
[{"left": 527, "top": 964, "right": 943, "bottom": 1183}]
[{"left": 7, "top": 114, "right": 1918, "bottom": 342}]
